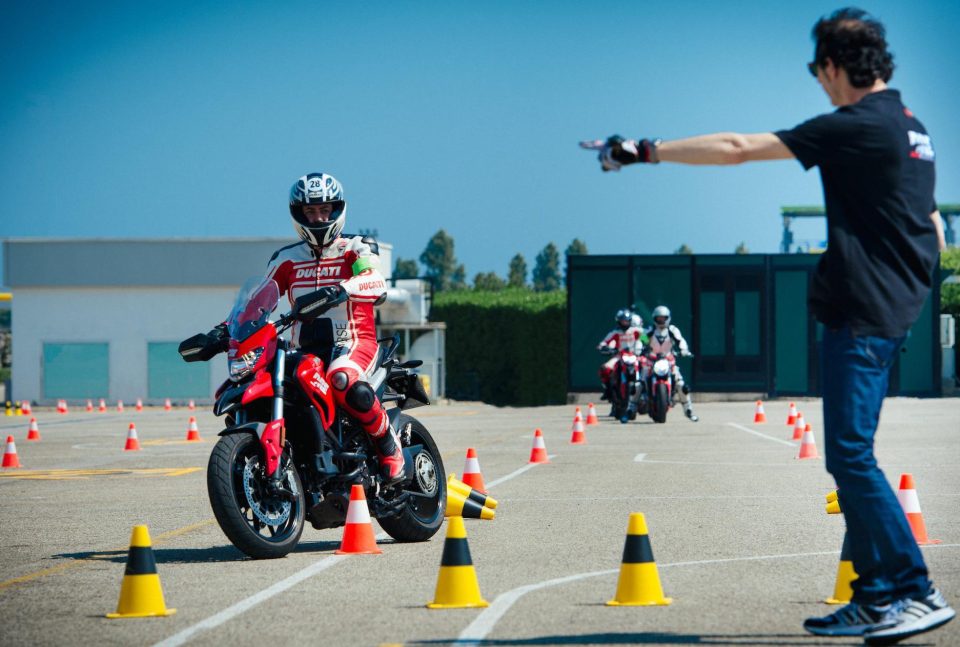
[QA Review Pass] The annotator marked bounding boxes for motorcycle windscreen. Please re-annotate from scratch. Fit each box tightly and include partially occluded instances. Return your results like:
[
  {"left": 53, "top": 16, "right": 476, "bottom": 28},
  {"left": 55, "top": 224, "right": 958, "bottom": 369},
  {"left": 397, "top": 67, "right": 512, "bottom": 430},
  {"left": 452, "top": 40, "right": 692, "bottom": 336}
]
[{"left": 227, "top": 277, "right": 281, "bottom": 341}]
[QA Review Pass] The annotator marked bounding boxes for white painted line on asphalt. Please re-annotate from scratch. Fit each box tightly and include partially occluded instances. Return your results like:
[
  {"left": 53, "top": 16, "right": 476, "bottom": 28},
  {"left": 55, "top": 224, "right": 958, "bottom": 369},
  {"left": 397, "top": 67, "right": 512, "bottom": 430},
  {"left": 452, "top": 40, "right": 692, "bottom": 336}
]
[
  {"left": 633, "top": 453, "right": 646, "bottom": 462},
  {"left": 726, "top": 422, "right": 798, "bottom": 447},
  {"left": 153, "top": 553, "right": 350, "bottom": 647},
  {"left": 485, "top": 455, "right": 556, "bottom": 489},
  {"left": 453, "top": 543, "right": 960, "bottom": 647}
]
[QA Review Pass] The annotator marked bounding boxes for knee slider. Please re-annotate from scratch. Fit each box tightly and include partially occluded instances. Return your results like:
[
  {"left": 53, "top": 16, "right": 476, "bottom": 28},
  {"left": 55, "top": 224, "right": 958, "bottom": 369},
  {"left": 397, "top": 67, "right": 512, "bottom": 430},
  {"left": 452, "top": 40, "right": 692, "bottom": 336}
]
[
  {"left": 345, "top": 381, "right": 376, "bottom": 413},
  {"left": 681, "top": 383, "right": 691, "bottom": 395}
]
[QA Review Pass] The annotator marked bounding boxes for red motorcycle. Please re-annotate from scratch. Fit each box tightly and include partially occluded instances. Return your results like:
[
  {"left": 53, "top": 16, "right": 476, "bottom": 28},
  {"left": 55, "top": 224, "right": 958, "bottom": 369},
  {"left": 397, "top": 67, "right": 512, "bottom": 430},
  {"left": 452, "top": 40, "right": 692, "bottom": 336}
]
[
  {"left": 179, "top": 277, "right": 444, "bottom": 559},
  {"left": 639, "top": 352, "right": 676, "bottom": 424},
  {"left": 601, "top": 347, "right": 641, "bottom": 423}
]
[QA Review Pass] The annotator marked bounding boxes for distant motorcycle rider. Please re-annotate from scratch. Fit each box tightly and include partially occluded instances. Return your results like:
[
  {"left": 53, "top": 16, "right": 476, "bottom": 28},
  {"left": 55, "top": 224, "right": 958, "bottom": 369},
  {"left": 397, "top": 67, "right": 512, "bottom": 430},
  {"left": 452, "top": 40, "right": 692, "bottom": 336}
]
[
  {"left": 641, "top": 305, "right": 699, "bottom": 421},
  {"left": 598, "top": 308, "right": 644, "bottom": 409}
]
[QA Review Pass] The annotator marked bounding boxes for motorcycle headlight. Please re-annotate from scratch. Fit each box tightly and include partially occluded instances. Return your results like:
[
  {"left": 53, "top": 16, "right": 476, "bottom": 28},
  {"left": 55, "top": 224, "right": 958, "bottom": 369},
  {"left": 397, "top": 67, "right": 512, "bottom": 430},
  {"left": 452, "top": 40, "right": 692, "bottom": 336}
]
[
  {"left": 653, "top": 358, "right": 671, "bottom": 377},
  {"left": 228, "top": 347, "right": 264, "bottom": 381}
]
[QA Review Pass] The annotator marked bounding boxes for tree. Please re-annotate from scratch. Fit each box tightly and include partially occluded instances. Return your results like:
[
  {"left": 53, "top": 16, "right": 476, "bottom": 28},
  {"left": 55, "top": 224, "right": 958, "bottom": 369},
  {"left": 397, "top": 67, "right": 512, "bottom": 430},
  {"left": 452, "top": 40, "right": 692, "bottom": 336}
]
[
  {"left": 451, "top": 263, "right": 468, "bottom": 290},
  {"left": 419, "top": 229, "right": 458, "bottom": 290},
  {"left": 675, "top": 244, "right": 693, "bottom": 254},
  {"left": 532, "top": 242, "right": 561, "bottom": 292},
  {"left": 564, "top": 238, "right": 588, "bottom": 282},
  {"left": 393, "top": 258, "right": 419, "bottom": 279},
  {"left": 735, "top": 242, "right": 750, "bottom": 254},
  {"left": 508, "top": 253, "right": 527, "bottom": 288},
  {"left": 473, "top": 271, "right": 505, "bottom": 291}
]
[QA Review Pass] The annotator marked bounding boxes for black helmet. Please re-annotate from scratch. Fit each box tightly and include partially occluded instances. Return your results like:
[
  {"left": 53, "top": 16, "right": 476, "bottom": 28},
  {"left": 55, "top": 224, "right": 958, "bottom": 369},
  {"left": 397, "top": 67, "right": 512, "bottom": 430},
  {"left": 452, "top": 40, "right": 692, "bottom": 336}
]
[{"left": 289, "top": 172, "right": 346, "bottom": 249}]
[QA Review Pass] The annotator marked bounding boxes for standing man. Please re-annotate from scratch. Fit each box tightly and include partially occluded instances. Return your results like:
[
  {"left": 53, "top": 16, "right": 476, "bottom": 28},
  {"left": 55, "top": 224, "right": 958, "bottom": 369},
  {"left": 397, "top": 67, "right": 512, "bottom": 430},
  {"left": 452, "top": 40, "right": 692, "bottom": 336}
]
[{"left": 586, "top": 8, "right": 951, "bottom": 644}]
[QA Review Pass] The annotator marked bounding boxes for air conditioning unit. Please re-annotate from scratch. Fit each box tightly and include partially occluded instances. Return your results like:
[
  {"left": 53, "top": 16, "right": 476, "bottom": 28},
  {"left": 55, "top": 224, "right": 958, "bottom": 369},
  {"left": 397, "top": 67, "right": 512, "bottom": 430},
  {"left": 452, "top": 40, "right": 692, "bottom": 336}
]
[
  {"left": 379, "top": 279, "right": 430, "bottom": 325},
  {"left": 941, "top": 314, "right": 955, "bottom": 348}
]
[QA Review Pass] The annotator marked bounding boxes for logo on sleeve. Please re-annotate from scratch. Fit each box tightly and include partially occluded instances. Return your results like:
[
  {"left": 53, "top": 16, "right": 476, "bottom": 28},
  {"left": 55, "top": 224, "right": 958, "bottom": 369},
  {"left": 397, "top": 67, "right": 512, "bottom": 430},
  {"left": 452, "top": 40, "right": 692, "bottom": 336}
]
[{"left": 907, "top": 131, "right": 935, "bottom": 162}]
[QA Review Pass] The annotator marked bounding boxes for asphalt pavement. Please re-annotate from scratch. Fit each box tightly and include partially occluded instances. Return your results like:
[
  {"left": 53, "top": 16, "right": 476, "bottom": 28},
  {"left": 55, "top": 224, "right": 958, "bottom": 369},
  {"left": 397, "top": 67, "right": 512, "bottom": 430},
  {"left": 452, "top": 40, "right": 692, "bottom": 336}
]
[{"left": 0, "top": 398, "right": 957, "bottom": 646}]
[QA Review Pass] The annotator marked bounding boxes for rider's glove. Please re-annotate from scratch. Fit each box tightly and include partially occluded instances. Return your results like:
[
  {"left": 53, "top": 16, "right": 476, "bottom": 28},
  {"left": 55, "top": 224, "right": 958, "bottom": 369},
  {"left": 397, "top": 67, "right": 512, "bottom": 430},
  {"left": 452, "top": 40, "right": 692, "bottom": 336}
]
[
  {"left": 680, "top": 350, "right": 693, "bottom": 358},
  {"left": 599, "top": 135, "right": 660, "bottom": 172}
]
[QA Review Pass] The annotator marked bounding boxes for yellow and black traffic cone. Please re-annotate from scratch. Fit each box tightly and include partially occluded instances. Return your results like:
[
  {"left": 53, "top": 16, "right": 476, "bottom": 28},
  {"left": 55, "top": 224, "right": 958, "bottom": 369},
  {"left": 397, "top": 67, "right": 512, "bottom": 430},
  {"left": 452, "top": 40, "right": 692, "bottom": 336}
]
[
  {"left": 445, "top": 486, "right": 495, "bottom": 520},
  {"left": 825, "top": 532, "right": 858, "bottom": 605},
  {"left": 426, "top": 516, "right": 489, "bottom": 609},
  {"left": 106, "top": 525, "right": 176, "bottom": 618},
  {"left": 448, "top": 474, "right": 498, "bottom": 511},
  {"left": 606, "top": 513, "right": 672, "bottom": 606},
  {"left": 825, "top": 489, "right": 842, "bottom": 515}
]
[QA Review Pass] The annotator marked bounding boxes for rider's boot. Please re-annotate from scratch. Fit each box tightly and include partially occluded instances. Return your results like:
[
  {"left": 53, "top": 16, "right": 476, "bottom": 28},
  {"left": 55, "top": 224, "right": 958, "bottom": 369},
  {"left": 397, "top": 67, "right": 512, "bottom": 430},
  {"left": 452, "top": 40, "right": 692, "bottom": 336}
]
[
  {"left": 684, "top": 402, "right": 699, "bottom": 422},
  {"left": 600, "top": 383, "right": 611, "bottom": 401},
  {"left": 375, "top": 424, "right": 406, "bottom": 486}
]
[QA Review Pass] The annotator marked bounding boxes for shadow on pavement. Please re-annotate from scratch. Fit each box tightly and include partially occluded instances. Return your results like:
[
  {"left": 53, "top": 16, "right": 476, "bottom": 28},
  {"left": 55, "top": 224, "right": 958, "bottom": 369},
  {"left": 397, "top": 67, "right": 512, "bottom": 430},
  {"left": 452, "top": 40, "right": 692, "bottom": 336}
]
[{"left": 412, "top": 633, "right": 878, "bottom": 646}]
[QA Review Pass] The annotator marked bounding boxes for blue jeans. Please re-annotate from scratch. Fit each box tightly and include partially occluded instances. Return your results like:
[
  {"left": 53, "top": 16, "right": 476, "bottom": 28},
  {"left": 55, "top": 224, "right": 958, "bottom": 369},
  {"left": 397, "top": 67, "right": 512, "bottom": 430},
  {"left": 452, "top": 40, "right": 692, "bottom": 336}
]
[{"left": 821, "top": 326, "right": 930, "bottom": 605}]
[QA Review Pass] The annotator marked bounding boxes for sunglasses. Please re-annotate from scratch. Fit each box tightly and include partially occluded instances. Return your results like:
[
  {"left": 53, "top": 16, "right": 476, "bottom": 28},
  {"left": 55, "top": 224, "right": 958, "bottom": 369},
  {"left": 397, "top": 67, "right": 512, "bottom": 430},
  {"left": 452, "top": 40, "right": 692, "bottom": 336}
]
[{"left": 807, "top": 61, "right": 820, "bottom": 78}]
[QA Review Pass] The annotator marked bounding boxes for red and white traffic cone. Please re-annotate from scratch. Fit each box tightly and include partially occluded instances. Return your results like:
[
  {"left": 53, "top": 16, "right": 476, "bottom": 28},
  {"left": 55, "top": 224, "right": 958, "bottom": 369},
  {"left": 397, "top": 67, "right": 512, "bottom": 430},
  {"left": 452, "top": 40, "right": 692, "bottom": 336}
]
[
  {"left": 98, "top": 399, "right": 107, "bottom": 413},
  {"left": 164, "top": 398, "right": 172, "bottom": 411},
  {"left": 26, "top": 418, "right": 41, "bottom": 441},
  {"left": 135, "top": 398, "right": 143, "bottom": 412},
  {"left": 86, "top": 399, "right": 94, "bottom": 413},
  {"left": 462, "top": 448, "right": 487, "bottom": 494},
  {"left": 796, "top": 424, "right": 819, "bottom": 460},
  {"left": 528, "top": 429, "right": 549, "bottom": 464},
  {"left": 570, "top": 411, "right": 587, "bottom": 444},
  {"left": 2, "top": 436, "right": 22, "bottom": 467},
  {"left": 185, "top": 417, "right": 201, "bottom": 442},
  {"left": 188, "top": 400, "right": 195, "bottom": 411},
  {"left": 56, "top": 399, "right": 67, "bottom": 414},
  {"left": 786, "top": 402, "right": 798, "bottom": 426},
  {"left": 585, "top": 403, "right": 599, "bottom": 425},
  {"left": 792, "top": 412, "right": 806, "bottom": 441},
  {"left": 897, "top": 473, "right": 940, "bottom": 545},
  {"left": 117, "top": 400, "right": 124, "bottom": 413},
  {"left": 335, "top": 484, "right": 382, "bottom": 554},
  {"left": 124, "top": 423, "right": 141, "bottom": 451},
  {"left": 753, "top": 400, "right": 767, "bottom": 423}
]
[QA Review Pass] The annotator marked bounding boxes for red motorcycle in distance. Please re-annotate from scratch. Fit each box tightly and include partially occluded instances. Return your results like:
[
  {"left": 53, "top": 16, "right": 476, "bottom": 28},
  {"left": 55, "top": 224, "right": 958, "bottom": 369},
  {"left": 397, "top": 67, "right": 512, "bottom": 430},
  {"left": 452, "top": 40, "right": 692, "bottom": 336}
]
[
  {"left": 639, "top": 352, "right": 677, "bottom": 424},
  {"left": 600, "top": 346, "right": 642, "bottom": 423},
  {"left": 179, "top": 277, "right": 444, "bottom": 559}
]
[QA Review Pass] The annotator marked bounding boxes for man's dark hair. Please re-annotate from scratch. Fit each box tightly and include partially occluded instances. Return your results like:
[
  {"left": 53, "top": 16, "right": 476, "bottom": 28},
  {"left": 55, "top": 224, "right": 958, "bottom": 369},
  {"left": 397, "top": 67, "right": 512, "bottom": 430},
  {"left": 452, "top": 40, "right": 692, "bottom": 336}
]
[{"left": 812, "top": 7, "right": 895, "bottom": 87}]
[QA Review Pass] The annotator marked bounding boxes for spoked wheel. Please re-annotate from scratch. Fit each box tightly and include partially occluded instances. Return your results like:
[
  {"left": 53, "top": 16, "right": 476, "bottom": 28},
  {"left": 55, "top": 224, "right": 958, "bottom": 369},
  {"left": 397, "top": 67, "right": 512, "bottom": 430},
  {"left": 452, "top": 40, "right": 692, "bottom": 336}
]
[
  {"left": 207, "top": 433, "right": 305, "bottom": 559},
  {"left": 377, "top": 414, "right": 445, "bottom": 542}
]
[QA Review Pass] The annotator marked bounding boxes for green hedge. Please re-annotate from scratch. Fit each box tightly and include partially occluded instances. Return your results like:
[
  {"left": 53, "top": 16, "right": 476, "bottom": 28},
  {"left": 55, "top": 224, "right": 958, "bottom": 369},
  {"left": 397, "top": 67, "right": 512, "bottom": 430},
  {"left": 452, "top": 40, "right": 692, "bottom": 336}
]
[
  {"left": 431, "top": 288, "right": 566, "bottom": 406},
  {"left": 942, "top": 248, "right": 960, "bottom": 318}
]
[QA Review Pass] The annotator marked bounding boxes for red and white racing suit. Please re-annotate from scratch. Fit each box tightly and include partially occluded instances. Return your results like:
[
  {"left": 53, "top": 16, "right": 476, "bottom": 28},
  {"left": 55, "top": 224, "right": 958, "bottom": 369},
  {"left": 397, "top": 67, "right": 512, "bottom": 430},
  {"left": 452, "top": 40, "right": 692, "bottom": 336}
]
[
  {"left": 597, "top": 326, "right": 644, "bottom": 385},
  {"left": 265, "top": 237, "right": 390, "bottom": 441},
  {"left": 642, "top": 325, "right": 694, "bottom": 412}
]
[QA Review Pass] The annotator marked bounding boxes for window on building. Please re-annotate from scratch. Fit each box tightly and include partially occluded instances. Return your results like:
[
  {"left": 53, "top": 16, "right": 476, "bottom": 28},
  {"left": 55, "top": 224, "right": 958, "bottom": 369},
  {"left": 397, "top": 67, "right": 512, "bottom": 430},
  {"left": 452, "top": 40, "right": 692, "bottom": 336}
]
[
  {"left": 43, "top": 342, "right": 109, "bottom": 399},
  {"left": 148, "top": 342, "right": 211, "bottom": 399}
]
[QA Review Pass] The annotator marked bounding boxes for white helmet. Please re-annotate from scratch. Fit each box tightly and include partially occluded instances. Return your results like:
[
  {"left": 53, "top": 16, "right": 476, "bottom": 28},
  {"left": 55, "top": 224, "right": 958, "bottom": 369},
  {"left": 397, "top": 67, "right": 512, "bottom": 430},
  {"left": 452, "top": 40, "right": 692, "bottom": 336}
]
[
  {"left": 631, "top": 313, "right": 643, "bottom": 329},
  {"left": 289, "top": 172, "right": 346, "bottom": 249},
  {"left": 652, "top": 305, "right": 671, "bottom": 330}
]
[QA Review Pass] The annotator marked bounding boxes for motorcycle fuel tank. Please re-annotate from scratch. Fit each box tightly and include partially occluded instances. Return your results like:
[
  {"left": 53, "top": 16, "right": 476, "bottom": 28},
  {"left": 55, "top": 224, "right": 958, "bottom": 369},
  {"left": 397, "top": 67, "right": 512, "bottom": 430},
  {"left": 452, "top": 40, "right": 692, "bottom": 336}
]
[{"left": 295, "top": 354, "right": 336, "bottom": 429}]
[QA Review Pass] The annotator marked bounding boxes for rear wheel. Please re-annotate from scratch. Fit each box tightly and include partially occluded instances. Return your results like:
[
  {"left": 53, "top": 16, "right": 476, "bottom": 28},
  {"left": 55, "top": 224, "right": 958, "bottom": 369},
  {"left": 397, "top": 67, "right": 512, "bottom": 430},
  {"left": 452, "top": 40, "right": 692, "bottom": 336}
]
[
  {"left": 653, "top": 383, "right": 669, "bottom": 424},
  {"left": 377, "top": 414, "right": 445, "bottom": 542},
  {"left": 207, "top": 433, "right": 305, "bottom": 559}
]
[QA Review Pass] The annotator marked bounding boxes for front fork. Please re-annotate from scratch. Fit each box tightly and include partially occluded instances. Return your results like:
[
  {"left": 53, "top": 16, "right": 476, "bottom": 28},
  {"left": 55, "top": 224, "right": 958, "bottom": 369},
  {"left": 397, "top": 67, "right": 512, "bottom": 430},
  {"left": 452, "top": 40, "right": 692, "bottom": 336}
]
[{"left": 261, "top": 346, "right": 288, "bottom": 480}]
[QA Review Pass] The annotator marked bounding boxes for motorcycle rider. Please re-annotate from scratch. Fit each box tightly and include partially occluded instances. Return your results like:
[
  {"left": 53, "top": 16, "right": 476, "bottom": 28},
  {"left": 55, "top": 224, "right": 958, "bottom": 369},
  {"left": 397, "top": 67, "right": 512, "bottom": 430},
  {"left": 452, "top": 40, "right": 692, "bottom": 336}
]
[
  {"left": 186, "top": 172, "right": 405, "bottom": 485},
  {"left": 640, "top": 305, "right": 699, "bottom": 421},
  {"left": 598, "top": 308, "right": 644, "bottom": 414}
]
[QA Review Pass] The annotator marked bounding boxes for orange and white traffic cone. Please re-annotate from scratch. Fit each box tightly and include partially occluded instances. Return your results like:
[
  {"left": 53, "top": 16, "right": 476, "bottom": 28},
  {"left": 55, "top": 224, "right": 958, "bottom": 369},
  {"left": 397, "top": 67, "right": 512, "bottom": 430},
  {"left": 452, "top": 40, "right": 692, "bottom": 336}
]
[
  {"left": 163, "top": 398, "right": 171, "bottom": 411},
  {"left": 585, "top": 403, "right": 599, "bottom": 425},
  {"left": 124, "top": 424, "right": 141, "bottom": 451},
  {"left": 572, "top": 406, "right": 582, "bottom": 426},
  {"left": 21, "top": 401, "right": 31, "bottom": 416},
  {"left": 188, "top": 400, "right": 195, "bottom": 411},
  {"left": 897, "top": 473, "right": 940, "bottom": 545},
  {"left": 135, "top": 399, "right": 143, "bottom": 412},
  {"left": 786, "top": 402, "right": 798, "bottom": 426},
  {"left": 117, "top": 400, "right": 124, "bottom": 413},
  {"left": 335, "top": 484, "right": 382, "bottom": 554},
  {"left": 185, "top": 417, "right": 201, "bottom": 442},
  {"left": 86, "top": 399, "right": 94, "bottom": 413},
  {"left": 792, "top": 412, "right": 806, "bottom": 441},
  {"left": 528, "top": 428, "right": 549, "bottom": 464},
  {"left": 57, "top": 399, "right": 67, "bottom": 414},
  {"left": 570, "top": 411, "right": 587, "bottom": 445},
  {"left": 2, "top": 435, "right": 22, "bottom": 467},
  {"left": 462, "top": 448, "right": 487, "bottom": 494},
  {"left": 796, "top": 424, "right": 819, "bottom": 460},
  {"left": 753, "top": 400, "right": 767, "bottom": 424},
  {"left": 26, "top": 418, "right": 41, "bottom": 441},
  {"left": 98, "top": 399, "right": 107, "bottom": 413}
]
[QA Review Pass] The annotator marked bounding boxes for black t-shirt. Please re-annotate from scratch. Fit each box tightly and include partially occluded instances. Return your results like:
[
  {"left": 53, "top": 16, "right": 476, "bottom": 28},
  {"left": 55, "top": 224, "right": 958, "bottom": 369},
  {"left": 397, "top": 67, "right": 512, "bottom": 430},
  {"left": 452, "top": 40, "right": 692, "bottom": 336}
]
[{"left": 775, "top": 89, "right": 938, "bottom": 337}]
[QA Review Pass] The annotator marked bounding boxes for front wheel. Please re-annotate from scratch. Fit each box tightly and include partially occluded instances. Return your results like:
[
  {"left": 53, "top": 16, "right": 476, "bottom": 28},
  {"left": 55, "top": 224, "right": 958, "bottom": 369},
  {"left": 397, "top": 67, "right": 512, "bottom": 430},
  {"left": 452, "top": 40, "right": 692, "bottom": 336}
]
[
  {"left": 207, "top": 432, "right": 305, "bottom": 559},
  {"left": 377, "top": 414, "right": 445, "bottom": 543},
  {"left": 653, "top": 383, "right": 669, "bottom": 424}
]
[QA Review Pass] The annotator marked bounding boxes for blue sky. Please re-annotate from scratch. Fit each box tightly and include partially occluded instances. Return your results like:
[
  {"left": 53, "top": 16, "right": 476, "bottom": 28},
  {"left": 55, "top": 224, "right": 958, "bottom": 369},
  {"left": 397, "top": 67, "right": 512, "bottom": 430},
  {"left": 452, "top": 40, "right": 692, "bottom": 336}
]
[{"left": 2, "top": 1, "right": 958, "bottom": 283}]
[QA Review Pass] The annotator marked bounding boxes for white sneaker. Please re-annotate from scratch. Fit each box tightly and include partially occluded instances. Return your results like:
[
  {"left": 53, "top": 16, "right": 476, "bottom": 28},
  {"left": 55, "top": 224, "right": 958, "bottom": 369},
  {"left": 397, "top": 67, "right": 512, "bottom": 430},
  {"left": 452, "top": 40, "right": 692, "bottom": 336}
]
[
  {"left": 864, "top": 588, "right": 955, "bottom": 645},
  {"left": 803, "top": 602, "right": 897, "bottom": 636}
]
